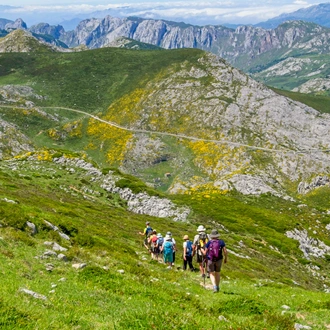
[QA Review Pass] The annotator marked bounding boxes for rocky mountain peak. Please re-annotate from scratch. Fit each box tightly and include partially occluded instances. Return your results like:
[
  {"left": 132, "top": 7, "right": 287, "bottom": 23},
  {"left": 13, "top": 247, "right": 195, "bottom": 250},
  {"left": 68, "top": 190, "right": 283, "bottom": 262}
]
[
  {"left": 0, "top": 29, "right": 61, "bottom": 53},
  {"left": 5, "top": 18, "right": 27, "bottom": 31}
]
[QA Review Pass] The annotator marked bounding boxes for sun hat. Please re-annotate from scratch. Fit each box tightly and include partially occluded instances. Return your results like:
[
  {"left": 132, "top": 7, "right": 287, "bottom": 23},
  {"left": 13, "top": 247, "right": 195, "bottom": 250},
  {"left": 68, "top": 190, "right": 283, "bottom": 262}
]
[
  {"left": 146, "top": 221, "right": 150, "bottom": 225},
  {"left": 166, "top": 231, "right": 172, "bottom": 236},
  {"left": 157, "top": 233, "right": 162, "bottom": 238},
  {"left": 197, "top": 225, "right": 206, "bottom": 232},
  {"left": 165, "top": 235, "right": 172, "bottom": 241},
  {"left": 209, "top": 229, "right": 220, "bottom": 239},
  {"left": 183, "top": 235, "right": 189, "bottom": 240}
]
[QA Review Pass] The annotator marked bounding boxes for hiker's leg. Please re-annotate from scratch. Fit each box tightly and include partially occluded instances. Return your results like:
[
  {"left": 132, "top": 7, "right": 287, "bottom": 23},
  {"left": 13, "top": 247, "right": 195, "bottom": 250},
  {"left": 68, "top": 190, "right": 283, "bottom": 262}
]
[
  {"left": 183, "top": 257, "right": 187, "bottom": 270},
  {"left": 209, "top": 272, "right": 216, "bottom": 286},
  {"left": 187, "top": 256, "right": 194, "bottom": 270},
  {"left": 215, "top": 271, "right": 220, "bottom": 287}
]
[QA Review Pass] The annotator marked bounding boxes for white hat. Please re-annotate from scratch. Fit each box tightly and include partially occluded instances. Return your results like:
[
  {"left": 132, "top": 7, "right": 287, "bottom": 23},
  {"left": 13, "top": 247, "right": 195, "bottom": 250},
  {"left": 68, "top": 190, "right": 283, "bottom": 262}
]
[
  {"left": 165, "top": 235, "right": 172, "bottom": 241},
  {"left": 197, "top": 225, "right": 206, "bottom": 232},
  {"left": 166, "top": 231, "right": 172, "bottom": 236},
  {"left": 157, "top": 233, "right": 162, "bottom": 238}
]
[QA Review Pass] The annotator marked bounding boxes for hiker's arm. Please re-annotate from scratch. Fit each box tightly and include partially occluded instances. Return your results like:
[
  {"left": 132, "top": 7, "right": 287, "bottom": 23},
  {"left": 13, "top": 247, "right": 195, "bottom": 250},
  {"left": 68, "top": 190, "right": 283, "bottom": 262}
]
[
  {"left": 223, "top": 247, "right": 228, "bottom": 263},
  {"left": 183, "top": 245, "right": 187, "bottom": 260},
  {"left": 201, "top": 247, "right": 207, "bottom": 256}
]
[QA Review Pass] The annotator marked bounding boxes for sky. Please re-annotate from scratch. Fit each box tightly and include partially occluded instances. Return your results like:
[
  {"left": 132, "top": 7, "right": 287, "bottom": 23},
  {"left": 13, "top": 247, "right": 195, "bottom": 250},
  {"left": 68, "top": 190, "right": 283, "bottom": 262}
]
[{"left": 0, "top": 0, "right": 324, "bottom": 28}]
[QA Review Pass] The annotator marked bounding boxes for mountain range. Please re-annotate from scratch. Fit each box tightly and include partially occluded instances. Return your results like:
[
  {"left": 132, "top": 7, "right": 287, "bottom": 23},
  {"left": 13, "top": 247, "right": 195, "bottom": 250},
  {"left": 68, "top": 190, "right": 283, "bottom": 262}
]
[{"left": 2, "top": 14, "right": 330, "bottom": 96}]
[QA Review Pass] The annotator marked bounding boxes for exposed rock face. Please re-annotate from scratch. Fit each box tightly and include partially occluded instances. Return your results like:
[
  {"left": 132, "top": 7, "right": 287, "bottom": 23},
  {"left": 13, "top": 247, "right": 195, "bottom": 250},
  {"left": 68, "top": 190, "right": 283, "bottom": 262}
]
[
  {"left": 29, "top": 23, "right": 65, "bottom": 39},
  {"left": 57, "top": 18, "right": 330, "bottom": 70},
  {"left": 286, "top": 228, "right": 330, "bottom": 259},
  {"left": 0, "top": 29, "right": 55, "bottom": 52},
  {"left": 0, "top": 120, "right": 33, "bottom": 160},
  {"left": 297, "top": 176, "right": 330, "bottom": 194},
  {"left": 52, "top": 156, "right": 190, "bottom": 221},
  {"left": 5, "top": 18, "right": 27, "bottom": 31},
  {"left": 292, "top": 78, "right": 330, "bottom": 93}
]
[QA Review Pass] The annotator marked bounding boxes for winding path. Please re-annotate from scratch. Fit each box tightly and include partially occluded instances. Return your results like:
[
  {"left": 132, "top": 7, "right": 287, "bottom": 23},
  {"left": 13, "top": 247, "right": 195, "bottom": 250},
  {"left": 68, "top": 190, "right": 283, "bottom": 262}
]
[{"left": 2, "top": 104, "right": 330, "bottom": 154}]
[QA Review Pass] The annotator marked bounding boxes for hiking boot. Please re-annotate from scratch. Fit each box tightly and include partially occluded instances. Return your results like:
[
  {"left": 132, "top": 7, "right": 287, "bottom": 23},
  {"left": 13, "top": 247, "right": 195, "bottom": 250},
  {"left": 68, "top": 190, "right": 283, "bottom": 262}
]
[
  {"left": 206, "top": 273, "right": 210, "bottom": 278},
  {"left": 213, "top": 286, "right": 218, "bottom": 293},
  {"left": 201, "top": 274, "right": 206, "bottom": 278}
]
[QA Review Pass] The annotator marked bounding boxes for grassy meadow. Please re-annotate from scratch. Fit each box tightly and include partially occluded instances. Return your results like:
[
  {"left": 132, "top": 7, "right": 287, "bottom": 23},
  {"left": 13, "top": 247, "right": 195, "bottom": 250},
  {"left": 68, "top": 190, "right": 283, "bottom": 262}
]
[{"left": 0, "top": 154, "right": 330, "bottom": 329}]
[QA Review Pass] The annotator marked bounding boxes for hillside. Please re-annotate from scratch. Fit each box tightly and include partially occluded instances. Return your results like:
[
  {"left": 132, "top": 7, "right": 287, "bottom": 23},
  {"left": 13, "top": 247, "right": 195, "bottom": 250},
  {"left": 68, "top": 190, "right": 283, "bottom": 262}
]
[
  {"left": 1, "top": 150, "right": 330, "bottom": 329},
  {"left": 1, "top": 45, "right": 330, "bottom": 199}
]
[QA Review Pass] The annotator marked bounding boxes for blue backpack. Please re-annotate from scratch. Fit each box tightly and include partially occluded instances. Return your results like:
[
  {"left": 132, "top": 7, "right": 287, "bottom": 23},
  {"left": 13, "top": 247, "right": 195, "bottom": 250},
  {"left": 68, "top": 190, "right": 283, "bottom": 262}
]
[
  {"left": 163, "top": 241, "right": 173, "bottom": 254},
  {"left": 208, "top": 239, "right": 223, "bottom": 262},
  {"left": 185, "top": 240, "right": 193, "bottom": 257},
  {"left": 157, "top": 237, "right": 164, "bottom": 248},
  {"left": 145, "top": 226, "right": 153, "bottom": 237}
]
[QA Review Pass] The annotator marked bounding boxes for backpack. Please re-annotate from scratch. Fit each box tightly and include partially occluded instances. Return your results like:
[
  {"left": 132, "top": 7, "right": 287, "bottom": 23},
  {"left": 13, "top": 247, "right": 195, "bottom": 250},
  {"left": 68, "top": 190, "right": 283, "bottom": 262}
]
[
  {"left": 145, "top": 226, "right": 153, "bottom": 237},
  {"left": 157, "top": 237, "right": 164, "bottom": 248},
  {"left": 151, "top": 235, "right": 158, "bottom": 247},
  {"left": 163, "top": 241, "right": 173, "bottom": 254},
  {"left": 198, "top": 232, "right": 209, "bottom": 249},
  {"left": 185, "top": 240, "right": 193, "bottom": 257},
  {"left": 208, "top": 239, "right": 223, "bottom": 262}
]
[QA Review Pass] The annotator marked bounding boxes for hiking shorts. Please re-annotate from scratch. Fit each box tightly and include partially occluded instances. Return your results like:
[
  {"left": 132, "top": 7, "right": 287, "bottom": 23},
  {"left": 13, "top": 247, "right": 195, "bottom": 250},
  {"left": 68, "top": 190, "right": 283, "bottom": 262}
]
[
  {"left": 164, "top": 252, "right": 173, "bottom": 263},
  {"left": 207, "top": 259, "right": 223, "bottom": 273},
  {"left": 196, "top": 253, "right": 205, "bottom": 264}
]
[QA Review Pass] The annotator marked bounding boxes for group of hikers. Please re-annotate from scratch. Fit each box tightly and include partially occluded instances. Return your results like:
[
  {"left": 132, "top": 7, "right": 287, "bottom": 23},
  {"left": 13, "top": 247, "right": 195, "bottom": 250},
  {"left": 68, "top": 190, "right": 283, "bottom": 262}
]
[{"left": 139, "top": 222, "right": 228, "bottom": 293}]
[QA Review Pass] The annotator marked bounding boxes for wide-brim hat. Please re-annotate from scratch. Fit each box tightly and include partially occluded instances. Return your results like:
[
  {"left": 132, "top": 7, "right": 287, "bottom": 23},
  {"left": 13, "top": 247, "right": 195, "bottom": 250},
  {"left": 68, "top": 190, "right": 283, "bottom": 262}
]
[
  {"left": 157, "top": 233, "right": 162, "bottom": 238},
  {"left": 183, "top": 235, "right": 189, "bottom": 240},
  {"left": 146, "top": 221, "right": 150, "bottom": 225},
  {"left": 209, "top": 229, "right": 220, "bottom": 239},
  {"left": 197, "top": 225, "right": 206, "bottom": 232},
  {"left": 165, "top": 235, "right": 172, "bottom": 241},
  {"left": 166, "top": 231, "right": 172, "bottom": 236}
]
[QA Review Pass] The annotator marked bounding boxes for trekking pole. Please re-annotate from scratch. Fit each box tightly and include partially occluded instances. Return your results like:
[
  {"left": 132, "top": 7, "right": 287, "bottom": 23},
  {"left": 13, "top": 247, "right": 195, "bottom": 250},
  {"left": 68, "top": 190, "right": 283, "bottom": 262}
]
[{"left": 203, "top": 257, "right": 206, "bottom": 288}]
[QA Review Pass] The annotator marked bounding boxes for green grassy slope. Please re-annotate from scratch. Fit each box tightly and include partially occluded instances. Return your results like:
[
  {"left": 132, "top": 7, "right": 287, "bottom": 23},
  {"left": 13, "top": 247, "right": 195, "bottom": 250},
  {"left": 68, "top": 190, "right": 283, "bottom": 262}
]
[
  {"left": 0, "top": 154, "right": 330, "bottom": 329},
  {"left": 0, "top": 48, "right": 203, "bottom": 112},
  {"left": 271, "top": 87, "right": 330, "bottom": 114}
]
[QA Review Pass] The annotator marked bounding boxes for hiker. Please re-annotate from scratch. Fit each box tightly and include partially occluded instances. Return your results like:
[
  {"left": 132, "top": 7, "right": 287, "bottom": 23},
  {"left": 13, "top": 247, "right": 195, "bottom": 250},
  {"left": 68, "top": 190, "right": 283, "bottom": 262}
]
[
  {"left": 161, "top": 234, "right": 174, "bottom": 269},
  {"left": 203, "top": 229, "right": 227, "bottom": 293},
  {"left": 156, "top": 233, "right": 164, "bottom": 262},
  {"left": 182, "top": 235, "right": 194, "bottom": 271},
  {"left": 166, "top": 231, "right": 176, "bottom": 266},
  {"left": 192, "top": 225, "right": 210, "bottom": 278},
  {"left": 139, "top": 221, "right": 153, "bottom": 250},
  {"left": 148, "top": 230, "right": 158, "bottom": 260}
]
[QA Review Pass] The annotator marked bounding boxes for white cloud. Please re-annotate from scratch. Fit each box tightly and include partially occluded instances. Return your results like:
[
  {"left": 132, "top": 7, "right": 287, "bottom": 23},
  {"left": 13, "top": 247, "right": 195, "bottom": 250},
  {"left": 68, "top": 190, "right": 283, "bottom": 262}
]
[{"left": 1, "top": 0, "right": 323, "bottom": 25}]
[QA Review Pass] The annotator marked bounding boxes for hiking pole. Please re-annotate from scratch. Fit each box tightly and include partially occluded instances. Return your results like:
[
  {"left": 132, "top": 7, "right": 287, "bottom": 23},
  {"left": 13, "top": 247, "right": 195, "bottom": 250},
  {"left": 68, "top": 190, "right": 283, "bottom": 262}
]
[{"left": 203, "top": 257, "right": 206, "bottom": 288}]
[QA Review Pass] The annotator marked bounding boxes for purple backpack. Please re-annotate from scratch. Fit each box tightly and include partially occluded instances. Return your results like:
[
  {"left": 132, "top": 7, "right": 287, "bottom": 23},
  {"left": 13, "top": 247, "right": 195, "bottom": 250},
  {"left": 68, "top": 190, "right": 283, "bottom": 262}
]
[{"left": 208, "top": 239, "right": 223, "bottom": 262}]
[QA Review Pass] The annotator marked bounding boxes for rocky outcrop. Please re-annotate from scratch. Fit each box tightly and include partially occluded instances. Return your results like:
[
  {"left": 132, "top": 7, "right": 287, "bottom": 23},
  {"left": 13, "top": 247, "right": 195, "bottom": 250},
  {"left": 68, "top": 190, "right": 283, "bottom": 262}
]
[
  {"left": 286, "top": 228, "right": 330, "bottom": 259},
  {"left": 29, "top": 23, "right": 65, "bottom": 39},
  {"left": 5, "top": 18, "right": 27, "bottom": 31},
  {"left": 52, "top": 156, "right": 190, "bottom": 221},
  {"left": 0, "top": 120, "right": 33, "bottom": 160},
  {"left": 0, "top": 29, "right": 56, "bottom": 52},
  {"left": 298, "top": 176, "right": 330, "bottom": 194}
]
